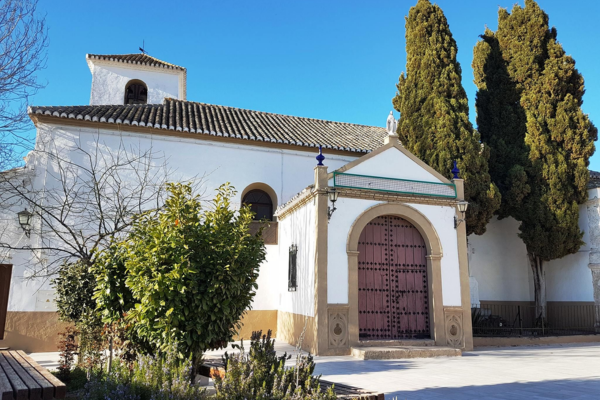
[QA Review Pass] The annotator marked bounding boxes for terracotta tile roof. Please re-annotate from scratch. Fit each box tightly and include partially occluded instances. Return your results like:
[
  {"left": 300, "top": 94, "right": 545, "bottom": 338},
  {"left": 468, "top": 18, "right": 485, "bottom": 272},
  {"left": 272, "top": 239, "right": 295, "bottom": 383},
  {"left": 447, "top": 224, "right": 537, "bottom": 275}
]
[
  {"left": 29, "top": 99, "right": 387, "bottom": 153},
  {"left": 86, "top": 53, "right": 185, "bottom": 71},
  {"left": 590, "top": 170, "right": 600, "bottom": 188}
]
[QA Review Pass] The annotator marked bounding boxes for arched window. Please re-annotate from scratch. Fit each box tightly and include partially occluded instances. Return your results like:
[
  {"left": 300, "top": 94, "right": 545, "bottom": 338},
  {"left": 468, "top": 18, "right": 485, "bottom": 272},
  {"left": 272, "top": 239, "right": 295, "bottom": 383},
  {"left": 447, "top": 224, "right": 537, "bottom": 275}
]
[
  {"left": 124, "top": 80, "right": 148, "bottom": 104},
  {"left": 242, "top": 189, "right": 273, "bottom": 221}
]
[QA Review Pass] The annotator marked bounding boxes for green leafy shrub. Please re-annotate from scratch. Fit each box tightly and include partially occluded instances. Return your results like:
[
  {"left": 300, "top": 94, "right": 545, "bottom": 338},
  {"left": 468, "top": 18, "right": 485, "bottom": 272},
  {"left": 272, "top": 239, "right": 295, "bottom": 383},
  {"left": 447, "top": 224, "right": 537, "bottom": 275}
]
[
  {"left": 214, "top": 330, "right": 336, "bottom": 400},
  {"left": 116, "top": 182, "right": 265, "bottom": 370}
]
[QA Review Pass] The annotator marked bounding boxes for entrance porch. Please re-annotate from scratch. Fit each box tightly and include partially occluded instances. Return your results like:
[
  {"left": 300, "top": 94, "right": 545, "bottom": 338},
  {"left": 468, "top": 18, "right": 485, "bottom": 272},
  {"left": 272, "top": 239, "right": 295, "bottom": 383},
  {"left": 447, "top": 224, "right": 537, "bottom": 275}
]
[{"left": 274, "top": 134, "right": 472, "bottom": 356}]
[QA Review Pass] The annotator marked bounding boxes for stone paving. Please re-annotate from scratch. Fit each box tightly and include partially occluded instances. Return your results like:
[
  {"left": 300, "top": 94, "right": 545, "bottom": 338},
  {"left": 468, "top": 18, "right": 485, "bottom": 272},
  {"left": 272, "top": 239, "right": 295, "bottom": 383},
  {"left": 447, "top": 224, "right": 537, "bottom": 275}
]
[{"left": 32, "top": 342, "right": 600, "bottom": 399}]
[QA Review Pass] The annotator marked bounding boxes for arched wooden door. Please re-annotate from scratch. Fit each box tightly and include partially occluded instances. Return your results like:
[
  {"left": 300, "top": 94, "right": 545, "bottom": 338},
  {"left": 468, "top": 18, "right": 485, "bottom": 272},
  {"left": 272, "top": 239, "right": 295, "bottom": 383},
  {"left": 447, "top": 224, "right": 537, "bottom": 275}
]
[{"left": 358, "top": 215, "right": 430, "bottom": 340}]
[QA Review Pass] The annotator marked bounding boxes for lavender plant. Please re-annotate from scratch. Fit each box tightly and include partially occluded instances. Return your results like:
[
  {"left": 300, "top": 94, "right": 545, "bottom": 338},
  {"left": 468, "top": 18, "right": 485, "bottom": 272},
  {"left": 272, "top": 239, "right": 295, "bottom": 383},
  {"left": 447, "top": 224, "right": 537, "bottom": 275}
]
[
  {"left": 82, "top": 345, "right": 207, "bottom": 400},
  {"left": 214, "top": 330, "right": 336, "bottom": 400}
]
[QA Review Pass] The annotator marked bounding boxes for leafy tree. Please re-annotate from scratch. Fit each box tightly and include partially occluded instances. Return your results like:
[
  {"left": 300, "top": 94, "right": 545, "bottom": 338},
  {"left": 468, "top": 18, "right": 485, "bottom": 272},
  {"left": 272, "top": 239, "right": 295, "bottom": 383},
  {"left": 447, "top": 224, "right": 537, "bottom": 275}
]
[
  {"left": 93, "top": 243, "right": 135, "bottom": 324},
  {"left": 52, "top": 259, "right": 97, "bottom": 324},
  {"left": 393, "top": 0, "right": 500, "bottom": 235},
  {"left": 474, "top": 0, "right": 597, "bottom": 314},
  {"left": 119, "top": 182, "right": 265, "bottom": 372}
]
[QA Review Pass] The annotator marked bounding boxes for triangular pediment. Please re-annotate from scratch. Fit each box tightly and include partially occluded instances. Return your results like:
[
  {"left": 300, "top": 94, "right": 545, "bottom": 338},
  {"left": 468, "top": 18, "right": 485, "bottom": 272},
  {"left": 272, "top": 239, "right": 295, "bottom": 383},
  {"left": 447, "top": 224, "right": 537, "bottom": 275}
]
[{"left": 329, "top": 136, "right": 451, "bottom": 184}]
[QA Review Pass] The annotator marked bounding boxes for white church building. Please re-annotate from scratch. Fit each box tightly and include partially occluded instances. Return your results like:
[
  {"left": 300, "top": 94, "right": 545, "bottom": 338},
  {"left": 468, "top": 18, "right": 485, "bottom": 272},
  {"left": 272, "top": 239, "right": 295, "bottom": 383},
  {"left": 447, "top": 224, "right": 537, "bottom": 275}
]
[{"left": 0, "top": 53, "right": 598, "bottom": 355}]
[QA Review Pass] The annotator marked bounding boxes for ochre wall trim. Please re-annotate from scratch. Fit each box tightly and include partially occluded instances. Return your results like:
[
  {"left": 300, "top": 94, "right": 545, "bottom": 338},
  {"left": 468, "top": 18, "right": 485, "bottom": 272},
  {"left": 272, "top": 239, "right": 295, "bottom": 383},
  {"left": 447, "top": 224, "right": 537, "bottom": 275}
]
[
  {"left": 474, "top": 335, "right": 600, "bottom": 348},
  {"left": 233, "top": 310, "right": 278, "bottom": 340},
  {"left": 277, "top": 311, "right": 316, "bottom": 353},
  {"left": 0, "top": 312, "right": 69, "bottom": 353}
]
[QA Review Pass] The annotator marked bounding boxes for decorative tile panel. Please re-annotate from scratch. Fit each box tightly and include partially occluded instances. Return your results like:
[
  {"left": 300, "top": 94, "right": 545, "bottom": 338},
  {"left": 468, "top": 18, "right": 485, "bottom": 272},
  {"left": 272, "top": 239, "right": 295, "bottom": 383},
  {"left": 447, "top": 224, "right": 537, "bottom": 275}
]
[
  {"left": 444, "top": 307, "right": 464, "bottom": 348},
  {"left": 328, "top": 306, "right": 349, "bottom": 349}
]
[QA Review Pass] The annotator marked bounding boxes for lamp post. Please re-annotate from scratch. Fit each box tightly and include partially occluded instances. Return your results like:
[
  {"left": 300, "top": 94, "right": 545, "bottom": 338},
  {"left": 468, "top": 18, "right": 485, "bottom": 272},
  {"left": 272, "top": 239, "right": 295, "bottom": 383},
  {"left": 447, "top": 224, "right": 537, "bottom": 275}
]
[
  {"left": 18, "top": 209, "right": 33, "bottom": 237},
  {"left": 454, "top": 201, "right": 468, "bottom": 229},
  {"left": 327, "top": 188, "right": 339, "bottom": 220}
]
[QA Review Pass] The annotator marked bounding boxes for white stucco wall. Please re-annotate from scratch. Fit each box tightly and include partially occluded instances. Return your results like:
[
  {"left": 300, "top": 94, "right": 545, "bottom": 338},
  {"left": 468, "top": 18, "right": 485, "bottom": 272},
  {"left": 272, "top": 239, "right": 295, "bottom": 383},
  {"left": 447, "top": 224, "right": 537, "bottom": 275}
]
[
  {"left": 468, "top": 217, "right": 533, "bottom": 302},
  {"left": 276, "top": 201, "right": 316, "bottom": 317},
  {"left": 340, "top": 147, "right": 444, "bottom": 183},
  {"left": 89, "top": 61, "right": 183, "bottom": 105},
  {"left": 3, "top": 123, "right": 357, "bottom": 313},
  {"left": 326, "top": 197, "right": 463, "bottom": 307},
  {"left": 469, "top": 210, "right": 594, "bottom": 303}
]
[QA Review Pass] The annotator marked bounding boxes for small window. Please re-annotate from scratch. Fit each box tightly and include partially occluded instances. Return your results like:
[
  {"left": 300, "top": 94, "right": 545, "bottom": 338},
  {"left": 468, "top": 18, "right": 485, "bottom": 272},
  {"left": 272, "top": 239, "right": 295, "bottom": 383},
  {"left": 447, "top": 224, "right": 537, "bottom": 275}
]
[
  {"left": 242, "top": 189, "right": 273, "bottom": 221},
  {"left": 288, "top": 244, "right": 297, "bottom": 292},
  {"left": 124, "top": 80, "right": 148, "bottom": 104}
]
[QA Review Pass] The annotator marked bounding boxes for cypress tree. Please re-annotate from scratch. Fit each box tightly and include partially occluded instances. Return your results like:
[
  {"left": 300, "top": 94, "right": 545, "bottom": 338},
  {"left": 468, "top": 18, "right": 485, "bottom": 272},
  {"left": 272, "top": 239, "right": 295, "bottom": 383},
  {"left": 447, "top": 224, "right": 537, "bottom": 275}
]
[
  {"left": 393, "top": 0, "right": 500, "bottom": 236},
  {"left": 473, "top": 29, "right": 529, "bottom": 219},
  {"left": 474, "top": 0, "right": 597, "bottom": 314}
]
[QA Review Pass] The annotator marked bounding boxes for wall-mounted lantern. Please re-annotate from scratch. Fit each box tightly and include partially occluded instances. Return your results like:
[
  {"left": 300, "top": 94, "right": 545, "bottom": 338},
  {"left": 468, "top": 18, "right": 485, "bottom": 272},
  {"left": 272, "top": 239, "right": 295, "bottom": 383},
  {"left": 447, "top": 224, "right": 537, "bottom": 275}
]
[
  {"left": 18, "top": 209, "right": 33, "bottom": 237},
  {"left": 327, "top": 188, "right": 339, "bottom": 220},
  {"left": 454, "top": 201, "right": 469, "bottom": 229}
]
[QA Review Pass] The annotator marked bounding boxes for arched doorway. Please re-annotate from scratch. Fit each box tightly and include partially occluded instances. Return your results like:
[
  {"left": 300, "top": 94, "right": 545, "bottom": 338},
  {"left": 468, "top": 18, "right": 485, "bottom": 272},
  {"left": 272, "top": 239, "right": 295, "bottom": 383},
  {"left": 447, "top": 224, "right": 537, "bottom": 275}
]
[{"left": 358, "top": 215, "right": 430, "bottom": 340}]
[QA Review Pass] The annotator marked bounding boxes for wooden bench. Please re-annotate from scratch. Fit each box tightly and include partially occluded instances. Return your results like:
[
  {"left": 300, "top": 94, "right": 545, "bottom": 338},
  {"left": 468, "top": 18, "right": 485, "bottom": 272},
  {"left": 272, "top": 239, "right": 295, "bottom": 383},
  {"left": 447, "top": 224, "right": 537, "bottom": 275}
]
[
  {"left": 198, "top": 358, "right": 384, "bottom": 400},
  {"left": 0, "top": 350, "right": 66, "bottom": 400}
]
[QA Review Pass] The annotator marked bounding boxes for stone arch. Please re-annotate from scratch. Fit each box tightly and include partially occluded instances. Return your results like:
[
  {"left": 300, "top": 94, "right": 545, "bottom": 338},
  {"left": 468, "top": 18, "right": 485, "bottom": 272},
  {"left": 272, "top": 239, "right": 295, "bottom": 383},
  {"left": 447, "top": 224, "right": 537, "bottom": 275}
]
[
  {"left": 241, "top": 182, "right": 278, "bottom": 221},
  {"left": 124, "top": 79, "right": 148, "bottom": 104},
  {"left": 346, "top": 203, "right": 446, "bottom": 346}
]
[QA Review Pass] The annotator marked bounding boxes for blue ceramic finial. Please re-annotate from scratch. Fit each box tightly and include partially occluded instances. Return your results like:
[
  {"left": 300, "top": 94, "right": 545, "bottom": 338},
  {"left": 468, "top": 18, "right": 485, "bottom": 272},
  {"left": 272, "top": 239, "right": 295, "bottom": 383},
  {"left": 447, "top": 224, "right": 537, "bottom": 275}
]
[
  {"left": 316, "top": 145, "right": 325, "bottom": 166},
  {"left": 451, "top": 160, "right": 460, "bottom": 179}
]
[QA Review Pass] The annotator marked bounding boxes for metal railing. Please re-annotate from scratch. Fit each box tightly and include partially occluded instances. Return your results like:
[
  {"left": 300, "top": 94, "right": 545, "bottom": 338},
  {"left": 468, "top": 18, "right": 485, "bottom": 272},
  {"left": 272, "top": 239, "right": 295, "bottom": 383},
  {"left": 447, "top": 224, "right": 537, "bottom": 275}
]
[
  {"left": 332, "top": 172, "right": 457, "bottom": 199},
  {"left": 471, "top": 303, "right": 600, "bottom": 337}
]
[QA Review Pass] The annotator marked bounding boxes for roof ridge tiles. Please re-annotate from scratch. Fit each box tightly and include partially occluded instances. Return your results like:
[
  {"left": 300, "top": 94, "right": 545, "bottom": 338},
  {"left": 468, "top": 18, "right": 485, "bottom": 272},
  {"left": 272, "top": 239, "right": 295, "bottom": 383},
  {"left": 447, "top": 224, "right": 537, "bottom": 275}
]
[{"left": 86, "top": 53, "right": 186, "bottom": 71}]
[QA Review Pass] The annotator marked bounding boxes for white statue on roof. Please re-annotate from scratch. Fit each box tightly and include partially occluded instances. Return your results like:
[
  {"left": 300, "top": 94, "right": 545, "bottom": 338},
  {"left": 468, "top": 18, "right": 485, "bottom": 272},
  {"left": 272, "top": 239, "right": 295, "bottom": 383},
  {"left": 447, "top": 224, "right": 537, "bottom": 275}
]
[{"left": 386, "top": 111, "right": 397, "bottom": 135}]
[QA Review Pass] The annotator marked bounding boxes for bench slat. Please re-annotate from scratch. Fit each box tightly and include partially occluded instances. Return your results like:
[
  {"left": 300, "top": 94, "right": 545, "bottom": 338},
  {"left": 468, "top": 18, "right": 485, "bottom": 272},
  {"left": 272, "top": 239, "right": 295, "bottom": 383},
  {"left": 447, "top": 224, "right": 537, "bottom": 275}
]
[
  {"left": 10, "top": 352, "right": 54, "bottom": 400},
  {"left": 2, "top": 352, "right": 42, "bottom": 400},
  {"left": 16, "top": 352, "right": 66, "bottom": 400},
  {"left": 0, "top": 353, "right": 28, "bottom": 400},
  {"left": 0, "top": 363, "right": 14, "bottom": 400}
]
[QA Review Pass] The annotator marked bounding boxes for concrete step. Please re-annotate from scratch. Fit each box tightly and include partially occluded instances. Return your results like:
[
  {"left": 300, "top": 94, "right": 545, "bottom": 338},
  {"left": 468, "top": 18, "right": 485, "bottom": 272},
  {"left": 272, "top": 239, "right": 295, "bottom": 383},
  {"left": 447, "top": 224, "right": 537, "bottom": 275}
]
[
  {"left": 355, "top": 339, "right": 435, "bottom": 347},
  {"left": 351, "top": 345, "right": 461, "bottom": 360}
]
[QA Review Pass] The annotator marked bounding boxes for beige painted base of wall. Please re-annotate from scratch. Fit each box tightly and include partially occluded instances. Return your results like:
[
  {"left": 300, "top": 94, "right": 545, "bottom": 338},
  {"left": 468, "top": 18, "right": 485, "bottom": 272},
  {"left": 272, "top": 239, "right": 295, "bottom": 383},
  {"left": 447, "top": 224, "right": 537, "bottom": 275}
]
[
  {"left": 0, "top": 312, "right": 69, "bottom": 352},
  {"left": 277, "top": 311, "right": 316, "bottom": 354},
  {"left": 1, "top": 310, "right": 278, "bottom": 353},
  {"left": 233, "top": 310, "right": 278, "bottom": 340},
  {"left": 474, "top": 335, "right": 600, "bottom": 348}
]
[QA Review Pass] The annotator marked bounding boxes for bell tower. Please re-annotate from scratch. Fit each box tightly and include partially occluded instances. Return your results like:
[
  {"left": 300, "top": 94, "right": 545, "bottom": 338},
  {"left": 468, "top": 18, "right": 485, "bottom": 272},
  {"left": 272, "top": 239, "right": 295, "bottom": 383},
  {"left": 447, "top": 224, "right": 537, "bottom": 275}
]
[{"left": 86, "top": 53, "right": 186, "bottom": 105}]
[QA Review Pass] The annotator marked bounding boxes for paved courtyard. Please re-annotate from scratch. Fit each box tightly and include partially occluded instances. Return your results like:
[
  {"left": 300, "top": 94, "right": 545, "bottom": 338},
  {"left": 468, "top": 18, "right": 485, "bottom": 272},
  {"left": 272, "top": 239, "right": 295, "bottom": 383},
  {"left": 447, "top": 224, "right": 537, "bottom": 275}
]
[{"left": 32, "top": 342, "right": 600, "bottom": 399}]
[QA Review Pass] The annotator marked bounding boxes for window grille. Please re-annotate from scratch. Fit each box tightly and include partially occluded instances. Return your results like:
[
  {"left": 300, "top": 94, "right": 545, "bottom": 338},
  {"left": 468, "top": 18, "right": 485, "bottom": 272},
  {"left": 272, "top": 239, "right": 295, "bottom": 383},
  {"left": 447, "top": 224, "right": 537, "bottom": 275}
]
[{"left": 288, "top": 244, "right": 298, "bottom": 291}]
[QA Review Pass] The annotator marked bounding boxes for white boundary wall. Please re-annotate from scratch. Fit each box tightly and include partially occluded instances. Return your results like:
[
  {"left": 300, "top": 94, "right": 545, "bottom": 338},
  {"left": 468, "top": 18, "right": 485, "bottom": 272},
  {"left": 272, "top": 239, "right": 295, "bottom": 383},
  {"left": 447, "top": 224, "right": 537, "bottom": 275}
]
[{"left": 468, "top": 210, "right": 594, "bottom": 303}]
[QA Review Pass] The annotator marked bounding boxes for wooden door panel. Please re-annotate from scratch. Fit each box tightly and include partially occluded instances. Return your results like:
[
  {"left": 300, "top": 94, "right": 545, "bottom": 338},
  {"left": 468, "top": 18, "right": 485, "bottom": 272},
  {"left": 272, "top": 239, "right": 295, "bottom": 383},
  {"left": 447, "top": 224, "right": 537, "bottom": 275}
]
[
  {"left": 358, "top": 216, "right": 429, "bottom": 340},
  {"left": 0, "top": 264, "right": 12, "bottom": 341}
]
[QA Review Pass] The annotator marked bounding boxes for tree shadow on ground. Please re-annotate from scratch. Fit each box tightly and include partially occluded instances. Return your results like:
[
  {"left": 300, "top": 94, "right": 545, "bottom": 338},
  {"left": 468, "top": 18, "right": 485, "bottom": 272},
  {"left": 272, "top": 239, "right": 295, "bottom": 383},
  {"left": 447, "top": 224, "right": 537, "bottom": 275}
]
[{"left": 385, "top": 378, "right": 600, "bottom": 400}]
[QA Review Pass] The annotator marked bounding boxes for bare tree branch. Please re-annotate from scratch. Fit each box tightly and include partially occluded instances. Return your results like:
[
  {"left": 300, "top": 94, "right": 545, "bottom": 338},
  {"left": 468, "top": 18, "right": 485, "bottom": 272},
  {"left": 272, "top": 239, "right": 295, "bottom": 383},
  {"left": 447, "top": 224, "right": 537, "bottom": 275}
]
[
  {"left": 0, "top": 132, "right": 205, "bottom": 278},
  {"left": 0, "top": 0, "right": 47, "bottom": 171}
]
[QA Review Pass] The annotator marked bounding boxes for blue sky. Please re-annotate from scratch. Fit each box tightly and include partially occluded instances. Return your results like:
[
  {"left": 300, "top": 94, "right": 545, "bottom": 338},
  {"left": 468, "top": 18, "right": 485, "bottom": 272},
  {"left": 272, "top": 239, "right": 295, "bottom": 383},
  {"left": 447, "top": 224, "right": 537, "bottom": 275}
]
[{"left": 30, "top": 0, "right": 600, "bottom": 169}]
